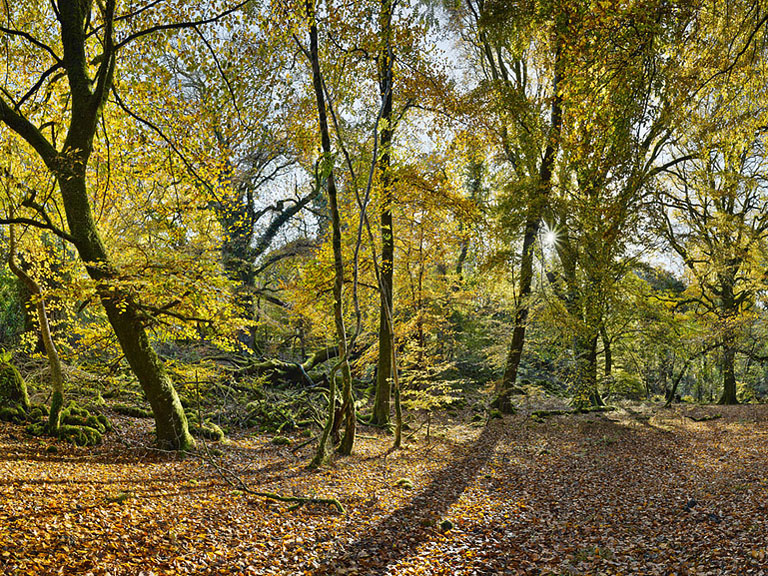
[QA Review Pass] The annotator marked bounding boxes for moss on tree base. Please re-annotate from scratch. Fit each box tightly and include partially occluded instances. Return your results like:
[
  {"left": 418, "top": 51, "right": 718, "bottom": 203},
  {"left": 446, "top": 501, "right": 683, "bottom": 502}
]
[
  {"left": 189, "top": 420, "right": 225, "bottom": 442},
  {"left": 0, "top": 363, "right": 30, "bottom": 422},
  {"left": 26, "top": 400, "right": 112, "bottom": 447}
]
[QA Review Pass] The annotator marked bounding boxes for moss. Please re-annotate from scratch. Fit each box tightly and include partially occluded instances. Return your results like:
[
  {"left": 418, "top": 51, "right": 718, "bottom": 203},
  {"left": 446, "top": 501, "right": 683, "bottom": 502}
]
[
  {"left": 27, "top": 407, "right": 47, "bottom": 424},
  {"left": 0, "top": 404, "right": 26, "bottom": 423},
  {"left": 244, "top": 399, "right": 299, "bottom": 433},
  {"left": 271, "top": 435, "right": 292, "bottom": 446},
  {"left": 24, "top": 399, "right": 110, "bottom": 446},
  {"left": 96, "top": 413, "right": 112, "bottom": 432},
  {"left": 439, "top": 519, "right": 454, "bottom": 531},
  {"left": 26, "top": 421, "right": 48, "bottom": 437},
  {"left": 60, "top": 401, "right": 110, "bottom": 434},
  {"left": 0, "top": 363, "right": 29, "bottom": 423},
  {"left": 59, "top": 424, "right": 102, "bottom": 446},
  {"left": 447, "top": 396, "right": 468, "bottom": 409},
  {"left": 190, "top": 421, "right": 225, "bottom": 442},
  {"left": 112, "top": 403, "right": 153, "bottom": 418},
  {"left": 29, "top": 403, "right": 49, "bottom": 419},
  {"left": 395, "top": 477, "right": 414, "bottom": 489},
  {"left": 49, "top": 390, "right": 63, "bottom": 433}
]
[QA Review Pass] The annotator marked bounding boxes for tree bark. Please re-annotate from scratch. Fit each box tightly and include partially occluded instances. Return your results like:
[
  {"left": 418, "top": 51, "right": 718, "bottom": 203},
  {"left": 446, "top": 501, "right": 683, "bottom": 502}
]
[
  {"left": 719, "top": 343, "right": 738, "bottom": 404},
  {"left": 601, "top": 325, "right": 612, "bottom": 378}
]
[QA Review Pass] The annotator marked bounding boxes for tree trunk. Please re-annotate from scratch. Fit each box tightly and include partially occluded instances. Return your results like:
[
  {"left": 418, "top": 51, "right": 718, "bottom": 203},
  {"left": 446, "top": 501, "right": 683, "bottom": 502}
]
[
  {"left": 665, "top": 360, "right": 691, "bottom": 407},
  {"left": 601, "top": 325, "right": 612, "bottom": 378},
  {"left": 574, "top": 331, "right": 602, "bottom": 408},
  {"left": 373, "top": 0, "right": 395, "bottom": 426},
  {"left": 455, "top": 160, "right": 482, "bottom": 281},
  {"left": 239, "top": 345, "right": 339, "bottom": 385},
  {"left": 7, "top": 222, "right": 64, "bottom": 433},
  {"left": 306, "top": 0, "right": 355, "bottom": 464},
  {"left": 718, "top": 281, "right": 739, "bottom": 405},
  {"left": 718, "top": 344, "right": 738, "bottom": 404},
  {"left": 496, "top": 31, "right": 563, "bottom": 412},
  {"left": 59, "top": 177, "right": 194, "bottom": 450}
]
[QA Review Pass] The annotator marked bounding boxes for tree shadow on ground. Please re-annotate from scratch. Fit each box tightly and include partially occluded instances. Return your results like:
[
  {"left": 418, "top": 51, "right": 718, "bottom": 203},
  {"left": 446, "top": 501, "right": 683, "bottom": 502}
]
[{"left": 314, "top": 420, "right": 504, "bottom": 575}]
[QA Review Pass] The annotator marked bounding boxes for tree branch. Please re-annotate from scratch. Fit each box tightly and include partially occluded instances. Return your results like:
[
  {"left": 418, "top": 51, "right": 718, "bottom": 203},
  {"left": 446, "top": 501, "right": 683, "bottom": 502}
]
[{"left": 114, "top": 0, "right": 253, "bottom": 51}]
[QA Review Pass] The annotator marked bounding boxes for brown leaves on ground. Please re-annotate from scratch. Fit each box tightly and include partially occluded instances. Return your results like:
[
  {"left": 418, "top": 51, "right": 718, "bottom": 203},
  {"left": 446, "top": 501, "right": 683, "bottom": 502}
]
[{"left": 1, "top": 405, "right": 768, "bottom": 575}]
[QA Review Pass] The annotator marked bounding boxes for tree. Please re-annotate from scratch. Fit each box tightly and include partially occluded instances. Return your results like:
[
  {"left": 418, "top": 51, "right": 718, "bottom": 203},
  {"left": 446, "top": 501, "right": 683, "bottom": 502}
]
[
  {"left": 655, "top": 132, "right": 768, "bottom": 404},
  {"left": 5, "top": 209, "right": 64, "bottom": 432},
  {"left": 651, "top": 0, "right": 768, "bottom": 405},
  {"left": 302, "top": 0, "right": 357, "bottom": 463},
  {"left": 372, "top": 0, "right": 397, "bottom": 427},
  {"left": 447, "top": 0, "right": 569, "bottom": 411},
  {"left": 0, "top": 1, "right": 270, "bottom": 449}
]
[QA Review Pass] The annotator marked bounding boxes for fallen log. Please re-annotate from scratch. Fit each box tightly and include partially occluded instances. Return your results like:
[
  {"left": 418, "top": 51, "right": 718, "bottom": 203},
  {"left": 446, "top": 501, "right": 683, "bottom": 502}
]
[
  {"left": 531, "top": 406, "right": 615, "bottom": 420},
  {"left": 236, "top": 345, "right": 339, "bottom": 386},
  {"left": 685, "top": 413, "right": 722, "bottom": 422}
]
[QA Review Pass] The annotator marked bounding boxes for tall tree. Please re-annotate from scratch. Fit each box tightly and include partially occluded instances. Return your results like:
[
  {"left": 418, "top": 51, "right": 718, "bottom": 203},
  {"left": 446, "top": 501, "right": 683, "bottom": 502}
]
[
  {"left": 652, "top": 0, "right": 768, "bottom": 405},
  {"left": 0, "top": 0, "right": 269, "bottom": 449},
  {"left": 304, "top": 0, "right": 356, "bottom": 464},
  {"left": 372, "top": 0, "right": 396, "bottom": 426},
  {"left": 655, "top": 134, "right": 768, "bottom": 404},
  {"left": 449, "top": 0, "right": 566, "bottom": 411}
]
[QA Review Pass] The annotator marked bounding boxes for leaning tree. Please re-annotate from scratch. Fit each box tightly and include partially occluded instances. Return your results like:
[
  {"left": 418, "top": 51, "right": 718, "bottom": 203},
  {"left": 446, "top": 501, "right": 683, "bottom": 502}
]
[{"left": 0, "top": 0, "right": 246, "bottom": 449}]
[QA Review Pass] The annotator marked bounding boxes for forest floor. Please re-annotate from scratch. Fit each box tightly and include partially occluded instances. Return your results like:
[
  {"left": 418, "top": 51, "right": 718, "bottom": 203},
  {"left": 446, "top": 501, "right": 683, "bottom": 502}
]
[{"left": 0, "top": 401, "right": 767, "bottom": 575}]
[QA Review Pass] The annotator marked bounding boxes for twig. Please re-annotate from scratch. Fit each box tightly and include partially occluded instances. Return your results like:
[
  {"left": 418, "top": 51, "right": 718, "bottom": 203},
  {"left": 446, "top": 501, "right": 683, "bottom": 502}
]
[
  {"left": 190, "top": 377, "right": 343, "bottom": 513},
  {"left": 203, "top": 452, "right": 345, "bottom": 513}
]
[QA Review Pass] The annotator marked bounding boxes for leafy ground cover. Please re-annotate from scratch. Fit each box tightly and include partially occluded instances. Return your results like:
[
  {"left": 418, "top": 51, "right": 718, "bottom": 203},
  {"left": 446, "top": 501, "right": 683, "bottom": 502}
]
[{"left": 0, "top": 403, "right": 767, "bottom": 575}]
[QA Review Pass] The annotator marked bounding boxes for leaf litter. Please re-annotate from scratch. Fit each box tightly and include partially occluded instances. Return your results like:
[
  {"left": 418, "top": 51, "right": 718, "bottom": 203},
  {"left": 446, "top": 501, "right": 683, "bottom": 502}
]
[{"left": 0, "top": 404, "right": 766, "bottom": 575}]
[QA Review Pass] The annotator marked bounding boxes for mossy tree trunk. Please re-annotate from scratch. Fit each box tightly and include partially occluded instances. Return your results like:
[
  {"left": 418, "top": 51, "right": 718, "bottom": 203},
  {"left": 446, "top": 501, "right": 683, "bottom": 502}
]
[
  {"left": 0, "top": 0, "right": 193, "bottom": 450},
  {"left": 373, "top": 0, "right": 395, "bottom": 427},
  {"left": 7, "top": 220, "right": 64, "bottom": 433}
]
